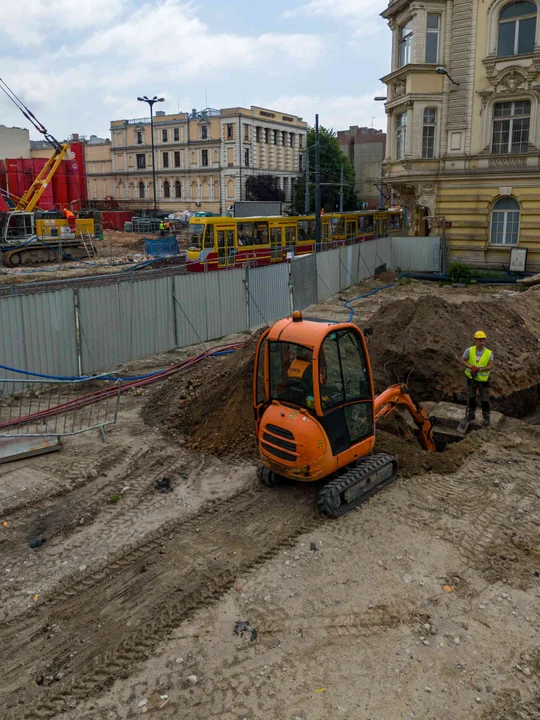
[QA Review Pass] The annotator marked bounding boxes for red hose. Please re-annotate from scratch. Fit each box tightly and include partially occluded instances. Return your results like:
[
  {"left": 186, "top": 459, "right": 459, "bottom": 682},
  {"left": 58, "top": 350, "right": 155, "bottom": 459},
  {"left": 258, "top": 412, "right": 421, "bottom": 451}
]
[{"left": 0, "top": 342, "right": 244, "bottom": 429}]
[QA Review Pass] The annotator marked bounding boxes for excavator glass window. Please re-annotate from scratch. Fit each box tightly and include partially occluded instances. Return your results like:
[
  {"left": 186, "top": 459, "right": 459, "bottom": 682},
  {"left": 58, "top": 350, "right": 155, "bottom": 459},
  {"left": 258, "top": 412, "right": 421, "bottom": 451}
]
[
  {"left": 269, "top": 342, "right": 314, "bottom": 409},
  {"left": 320, "top": 330, "right": 371, "bottom": 410}
]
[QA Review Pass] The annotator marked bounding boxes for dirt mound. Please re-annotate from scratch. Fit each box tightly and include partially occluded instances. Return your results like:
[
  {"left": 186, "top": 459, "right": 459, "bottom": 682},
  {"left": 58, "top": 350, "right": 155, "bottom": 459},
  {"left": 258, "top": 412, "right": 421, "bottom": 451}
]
[
  {"left": 143, "top": 332, "right": 263, "bottom": 461},
  {"left": 367, "top": 291, "right": 540, "bottom": 407}
]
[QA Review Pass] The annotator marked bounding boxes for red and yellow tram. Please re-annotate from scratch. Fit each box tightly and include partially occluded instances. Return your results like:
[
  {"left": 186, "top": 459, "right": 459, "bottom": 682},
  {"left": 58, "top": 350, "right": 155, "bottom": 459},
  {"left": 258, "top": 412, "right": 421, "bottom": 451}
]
[{"left": 185, "top": 208, "right": 403, "bottom": 271}]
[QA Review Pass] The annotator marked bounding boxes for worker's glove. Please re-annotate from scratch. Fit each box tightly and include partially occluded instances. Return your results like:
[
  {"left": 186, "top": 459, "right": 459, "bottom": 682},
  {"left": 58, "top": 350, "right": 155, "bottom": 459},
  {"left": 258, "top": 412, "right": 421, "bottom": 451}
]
[{"left": 471, "top": 367, "right": 478, "bottom": 375}]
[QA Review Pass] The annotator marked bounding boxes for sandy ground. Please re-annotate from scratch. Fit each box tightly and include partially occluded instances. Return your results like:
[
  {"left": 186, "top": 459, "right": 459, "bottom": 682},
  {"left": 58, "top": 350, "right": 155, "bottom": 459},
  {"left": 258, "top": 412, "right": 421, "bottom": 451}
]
[
  {"left": 0, "top": 281, "right": 538, "bottom": 720},
  {"left": 0, "top": 231, "right": 188, "bottom": 287}
]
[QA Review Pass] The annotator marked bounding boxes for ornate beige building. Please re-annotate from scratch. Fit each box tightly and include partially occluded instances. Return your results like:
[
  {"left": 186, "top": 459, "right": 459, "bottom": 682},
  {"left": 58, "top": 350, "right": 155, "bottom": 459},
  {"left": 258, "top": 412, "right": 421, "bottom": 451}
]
[
  {"left": 109, "top": 106, "right": 307, "bottom": 213},
  {"left": 381, "top": 0, "right": 540, "bottom": 270}
]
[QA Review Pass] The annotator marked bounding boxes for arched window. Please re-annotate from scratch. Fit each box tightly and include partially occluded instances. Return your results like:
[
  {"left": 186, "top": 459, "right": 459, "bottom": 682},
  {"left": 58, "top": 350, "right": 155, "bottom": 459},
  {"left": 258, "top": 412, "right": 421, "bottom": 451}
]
[
  {"left": 491, "top": 197, "right": 520, "bottom": 244},
  {"left": 227, "top": 179, "right": 234, "bottom": 199},
  {"left": 138, "top": 181, "right": 145, "bottom": 199},
  {"left": 174, "top": 181, "right": 181, "bottom": 198},
  {"left": 498, "top": 1, "right": 536, "bottom": 56},
  {"left": 163, "top": 180, "right": 170, "bottom": 199}
]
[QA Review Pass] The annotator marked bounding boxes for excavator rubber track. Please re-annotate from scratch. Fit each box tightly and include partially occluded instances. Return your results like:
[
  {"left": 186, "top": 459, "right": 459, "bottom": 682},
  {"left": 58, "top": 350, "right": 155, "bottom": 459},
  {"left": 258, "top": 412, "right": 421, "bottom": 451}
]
[{"left": 317, "top": 453, "right": 399, "bottom": 517}]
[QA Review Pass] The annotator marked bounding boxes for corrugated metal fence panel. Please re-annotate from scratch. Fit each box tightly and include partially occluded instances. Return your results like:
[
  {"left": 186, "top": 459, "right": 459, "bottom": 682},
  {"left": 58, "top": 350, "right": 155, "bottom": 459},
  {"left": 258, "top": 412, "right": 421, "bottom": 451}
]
[
  {"left": 173, "top": 274, "right": 210, "bottom": 347},
  {"left": 20, "top": 290, "right": 78, "bottom": 377},
  {"left": 248, "top": 263, "right": 290, "bottom": 328},
  {"left": 359, "top": 241, "right": 377, "bottom": 280},
  {"left": 217, "top": 270, "right": 248, "bottom": 337},
  {"left": 122, "top": 278, "right": 175, "bottom": 360},
  {"left": 291, "top": 254, "right": 317, "bottom": 310},
  {"left": 0, "top": 296, "right": 27, "bottom": 382},
  {"left": 339, "top": 245, "right": 358, "bottom": 289},
  {"left": 78, "top": 285, "right": 123, "bottom": 373},
  {"left": 316, "top": 248, "right": 341, "bottom": 301},
  {"left": 374, "top": 237, "right": 392, "bottom": 270},
  {"left": 79, "top": 279, "right": 175, "bottom": 374},
  {"left": 391, "top": 236, "right": 441, "bottom": 272}
]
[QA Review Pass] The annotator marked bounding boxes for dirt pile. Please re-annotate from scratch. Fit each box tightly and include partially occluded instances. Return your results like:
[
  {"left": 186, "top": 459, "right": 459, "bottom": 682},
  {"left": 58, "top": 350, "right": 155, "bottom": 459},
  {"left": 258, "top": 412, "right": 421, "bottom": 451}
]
[
  {"left": 367, "top": 288, "right": 540, "bottom": 410},
  {"left": 143, "top": 332, "right": 263, "bottom": 461}
]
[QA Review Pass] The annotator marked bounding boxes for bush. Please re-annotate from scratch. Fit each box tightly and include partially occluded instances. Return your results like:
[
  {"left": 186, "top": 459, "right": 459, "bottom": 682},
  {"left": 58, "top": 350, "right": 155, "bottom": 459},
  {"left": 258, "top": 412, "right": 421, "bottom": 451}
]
[{"left": 447, "top": 262, "right": 472, "bottom": 282}]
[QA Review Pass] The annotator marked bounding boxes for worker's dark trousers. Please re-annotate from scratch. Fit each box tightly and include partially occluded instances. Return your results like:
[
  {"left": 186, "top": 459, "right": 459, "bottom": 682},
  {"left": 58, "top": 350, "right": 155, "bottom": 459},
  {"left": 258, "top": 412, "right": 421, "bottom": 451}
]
[{"left": 467, "top": 378, "right": 490, "bottom": 423}]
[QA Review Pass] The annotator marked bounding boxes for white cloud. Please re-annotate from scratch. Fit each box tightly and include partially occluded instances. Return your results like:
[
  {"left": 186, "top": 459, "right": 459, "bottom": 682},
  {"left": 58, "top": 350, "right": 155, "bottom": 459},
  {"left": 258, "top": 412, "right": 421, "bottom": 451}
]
[
  {"left": 268, "top": 93, "right": 387, "bottom": 134},
  {"left": 75, "top": 0, "right": 324, "bottom": 78},
  {"left": 284, "top": 0, "right": 386, "bottom": 20},
  {"left": 1, "top": 0, "right": 125, "bottom": 44}
]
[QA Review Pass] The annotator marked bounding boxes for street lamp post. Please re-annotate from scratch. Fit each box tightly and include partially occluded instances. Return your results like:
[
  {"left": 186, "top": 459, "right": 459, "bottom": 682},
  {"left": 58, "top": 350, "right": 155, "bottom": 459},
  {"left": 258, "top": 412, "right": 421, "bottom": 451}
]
[
  {"left": 137, "top": 95, "right": 164, "bottom": 213},
  {"left": 435, "top": 67, "right": 460, "bottom": 85}
]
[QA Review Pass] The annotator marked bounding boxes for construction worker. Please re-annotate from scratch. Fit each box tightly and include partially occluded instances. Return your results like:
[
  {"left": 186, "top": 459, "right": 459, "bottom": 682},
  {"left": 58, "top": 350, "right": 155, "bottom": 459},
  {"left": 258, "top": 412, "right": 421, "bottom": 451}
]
[
  {"left": 63, "top": 208, "right": 76, "bottom": 233},
  {"left": 460, "top": 331, "right": 494, "bottom": 426},
  {"left": 159, "top": 221, "right": 165, "bottom": 237},
  {"left": 164, "top": 220, "right": 171, "bottom": 234}
]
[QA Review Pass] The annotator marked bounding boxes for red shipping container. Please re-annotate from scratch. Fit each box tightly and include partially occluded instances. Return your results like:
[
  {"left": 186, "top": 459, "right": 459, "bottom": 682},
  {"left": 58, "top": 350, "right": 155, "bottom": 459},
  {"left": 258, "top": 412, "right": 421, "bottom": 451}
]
[{"left": 52, "top": 159, "right": 69, "bottom": 210}]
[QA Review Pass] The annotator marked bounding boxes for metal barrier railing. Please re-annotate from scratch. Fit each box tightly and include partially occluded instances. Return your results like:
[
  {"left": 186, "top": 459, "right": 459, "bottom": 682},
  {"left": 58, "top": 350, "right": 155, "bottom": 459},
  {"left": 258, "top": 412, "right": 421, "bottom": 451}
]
[{"left": 0, "top": 377, "right": 122, "bottom": 438}]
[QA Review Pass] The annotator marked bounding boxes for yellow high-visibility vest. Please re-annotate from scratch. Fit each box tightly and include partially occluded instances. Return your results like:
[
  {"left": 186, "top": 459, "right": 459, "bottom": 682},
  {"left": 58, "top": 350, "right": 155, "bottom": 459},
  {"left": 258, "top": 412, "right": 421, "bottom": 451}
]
[{"left": 465, "top": 346, "right": 492, "bottom": 382}]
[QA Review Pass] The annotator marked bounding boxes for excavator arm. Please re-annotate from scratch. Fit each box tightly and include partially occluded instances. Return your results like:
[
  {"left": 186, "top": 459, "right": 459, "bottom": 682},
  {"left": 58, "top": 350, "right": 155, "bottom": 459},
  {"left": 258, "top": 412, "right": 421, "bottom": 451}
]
[{"left": 374, "top": 383, "right": 437, "bottom": 453}]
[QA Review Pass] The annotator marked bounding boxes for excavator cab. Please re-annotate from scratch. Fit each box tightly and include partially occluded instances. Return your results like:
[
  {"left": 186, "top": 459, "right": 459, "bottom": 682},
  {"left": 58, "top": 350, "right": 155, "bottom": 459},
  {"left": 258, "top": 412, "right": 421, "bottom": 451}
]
[{"left": 254, "top": 312, "right": 436, "bottom": 516}]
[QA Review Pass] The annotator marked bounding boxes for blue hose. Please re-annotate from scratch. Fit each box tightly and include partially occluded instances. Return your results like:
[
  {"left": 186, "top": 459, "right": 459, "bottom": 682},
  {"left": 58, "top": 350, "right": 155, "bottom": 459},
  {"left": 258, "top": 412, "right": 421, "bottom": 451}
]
[
  {"left": 343, "top": 282, "right": 396, "bottom": 322},
  {"left": 0, "top": 348, "right": 237, "bottom": 381}
]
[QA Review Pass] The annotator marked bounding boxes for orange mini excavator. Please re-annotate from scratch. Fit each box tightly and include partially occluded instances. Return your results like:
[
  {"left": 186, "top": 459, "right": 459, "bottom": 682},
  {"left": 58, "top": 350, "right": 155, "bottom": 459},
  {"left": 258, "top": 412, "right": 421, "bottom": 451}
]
[{"left": 253, "top": 312, "right": 436, "bottom": 517}]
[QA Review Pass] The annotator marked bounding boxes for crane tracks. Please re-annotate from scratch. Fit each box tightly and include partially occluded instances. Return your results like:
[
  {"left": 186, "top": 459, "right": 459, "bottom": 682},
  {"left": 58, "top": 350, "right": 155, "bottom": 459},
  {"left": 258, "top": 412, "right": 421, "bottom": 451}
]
[{"left": 1, "top": 483, "right": 322, "bottom": 719}]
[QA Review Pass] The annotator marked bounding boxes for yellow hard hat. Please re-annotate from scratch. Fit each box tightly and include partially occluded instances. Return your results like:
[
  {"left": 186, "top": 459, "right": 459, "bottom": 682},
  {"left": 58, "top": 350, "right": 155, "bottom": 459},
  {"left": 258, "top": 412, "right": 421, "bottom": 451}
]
[{"left": 474, "top": 330, "right": 487, "bottom": 339}]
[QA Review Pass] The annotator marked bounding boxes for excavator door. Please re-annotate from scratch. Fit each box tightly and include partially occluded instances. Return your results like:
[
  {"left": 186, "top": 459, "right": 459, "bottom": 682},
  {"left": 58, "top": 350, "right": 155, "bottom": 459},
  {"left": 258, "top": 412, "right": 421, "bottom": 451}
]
[{"left": 316, "top": 327, "right": 375, "bottom": 459}]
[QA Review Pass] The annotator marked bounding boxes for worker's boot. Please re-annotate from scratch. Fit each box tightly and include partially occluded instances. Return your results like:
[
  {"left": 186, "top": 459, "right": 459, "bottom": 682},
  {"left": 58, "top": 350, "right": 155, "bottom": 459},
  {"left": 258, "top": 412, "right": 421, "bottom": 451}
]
[
  {"left": 482, "top": 401, "right": 490, "bottom": 427},
  {"left": 483, "top": 415, "right": 491, "bottom": 427}
]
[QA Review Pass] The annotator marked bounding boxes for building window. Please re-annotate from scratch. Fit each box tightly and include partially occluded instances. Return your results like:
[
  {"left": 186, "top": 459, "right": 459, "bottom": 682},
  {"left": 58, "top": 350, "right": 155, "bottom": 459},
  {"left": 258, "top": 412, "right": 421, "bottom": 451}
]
[
  {"left": 226, "top": 123, "right": 234, "bottom": 139},
  {"left": 491, "top": 197, "right": 520, "bottom": 244},
  {"left": 175, "top": 180, "right": 182, "bottom": 198},
  {"left": 163, "top": 180, "right": 170, "bottom": 199},
  {"left": 163, "top": 151, "right": 169, "bottom": 169},
  {"left": 202, "top": 149, "right": 209, "bottom": 166},
  {"left": 174, "top": 151, "right": 180, "bottom": 167},
  {"left": 136, "top": 153, "right": 146, "bottom": 169},
  {"left": 174, "top": 128, "right": 179, "bottom": 142},
  {"left": 256, "top": 126, "right": 261, "bottom": 142},
  {"left": 137, "top": 131, "right": 143, "bottom": 144},
  {"left": 299, "top": 154, "right": 303, "bottom": 171},
  {"left": 498, "top": 1, "right": 536, "bottom": 57},
  {"left": 422, "top": 109, "right": 436, "bottom": 158},
  {"left": 265, "top": 128, "right": 270, "bottom": 144},
  {"left": 139, "top": 181, "right": 145, "bottom": 198},
  {"left": 425, "top": 14, "right": 440, "bottom": 63},
  {"left": 299, "top": 134, "right": 304, "bottom": 149},
  {"left": 289, "top": 132, "right": 294, "bottom": 147},
  {"left": 162, "top": 129, "right": 168, "bottom": 142},
  {"left": 492, "top": 100, "right": 530, "bottom": 153},
  {"left": 243, "top": 123, "right": 249, "bottom": 141},
  {"left": 244, "top": 148, "right": 250, "bottom": 166},
  {"left": 273, "top": 129, "right": 279, "bottom": 144},
  {"left": 396, "top": 112, "right": 407, "bottom": 159},
  {"left": 201, "top": 125, "right": 208, "bottom": 140},
  {"left": 398, "top": 20, "right": 413, "bottom": 67}
]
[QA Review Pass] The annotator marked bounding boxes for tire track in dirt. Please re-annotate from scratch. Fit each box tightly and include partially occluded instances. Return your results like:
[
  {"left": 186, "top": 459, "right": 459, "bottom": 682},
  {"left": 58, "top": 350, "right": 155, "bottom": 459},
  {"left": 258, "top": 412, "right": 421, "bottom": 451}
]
[{"left": 1, "top": 484, "right": 322, "bottom": 719}]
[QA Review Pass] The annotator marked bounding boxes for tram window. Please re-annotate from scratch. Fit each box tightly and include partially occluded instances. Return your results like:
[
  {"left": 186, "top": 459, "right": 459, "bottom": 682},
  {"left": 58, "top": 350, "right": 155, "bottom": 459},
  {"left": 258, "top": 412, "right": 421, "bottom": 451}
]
[
  {"left": 204, "top": 223, "right": 214, "bottom": 249},
  {"left": 346, "top": 221, "right": 356, "bottom": 239},
  {"left": 381, "top": 219, "right": 387, "bottom": 235},
  {"left": 217, "top": 230, "right": 225, "bottom": 247},
  {"left": 254, "top": 222, "right": 269, "bottom": 245},
  {"left": 226, "top": 230, "right": 235, "bottom": 247},
  {"left": 237, "top": 222, "right": 253, "bottom": 247},
  {"left": 330, "top": 218, "right": 344, "bottom": 236},
  {"left": 358, "top": 216, "right": 365, "bottom": 233},
  {"left": 365, "top": 215, "right": 374, "bottom": 233},
  {"left": 297, "top": 220, "right": 307, "bottom": 241}
]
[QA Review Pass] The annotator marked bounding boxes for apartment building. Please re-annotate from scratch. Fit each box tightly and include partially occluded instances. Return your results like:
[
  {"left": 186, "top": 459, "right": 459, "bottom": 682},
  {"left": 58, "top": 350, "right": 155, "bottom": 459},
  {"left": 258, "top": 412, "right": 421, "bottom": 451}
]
[
  {"left": 380, "top": 0, "right": 540, "bottom": 270},
  {"left": 109, "top": 106, "right": 307, "bottom": 213},
  {"left": 337, "top": 126, "right": 386, "bottom": 208}
]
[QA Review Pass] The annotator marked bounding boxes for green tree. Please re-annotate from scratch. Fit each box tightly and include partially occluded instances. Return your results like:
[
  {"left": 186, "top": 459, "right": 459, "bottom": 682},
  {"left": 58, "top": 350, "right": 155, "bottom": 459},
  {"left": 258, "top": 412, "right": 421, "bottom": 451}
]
[
  {"left": 245, "top": 174, "right": 285, "bottom": 202},
  {"left": 293, "top": 126, "right": 358, "bottom": 214}
]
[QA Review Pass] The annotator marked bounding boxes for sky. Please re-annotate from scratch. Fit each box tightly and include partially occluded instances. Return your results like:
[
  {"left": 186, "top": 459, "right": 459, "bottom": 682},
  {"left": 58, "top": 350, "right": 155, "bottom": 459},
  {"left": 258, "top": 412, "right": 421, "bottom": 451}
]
[{"left": 0, "top": 0, "right": 391, "bottom": 142}]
